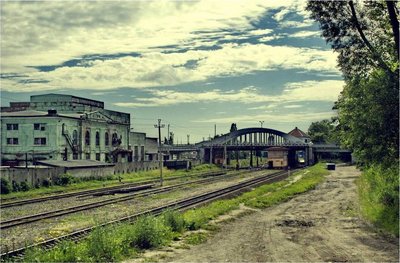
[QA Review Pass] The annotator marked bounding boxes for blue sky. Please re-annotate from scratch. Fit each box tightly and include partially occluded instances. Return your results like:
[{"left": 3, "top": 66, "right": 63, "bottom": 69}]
[{"left": 0, "top": 0, "right": 344, "bottom": 142}]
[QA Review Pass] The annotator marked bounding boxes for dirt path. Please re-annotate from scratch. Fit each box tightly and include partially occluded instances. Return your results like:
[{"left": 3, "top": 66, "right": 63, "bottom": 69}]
[{"left": 162, "top": 165, "right": 399, "bottom": 262}]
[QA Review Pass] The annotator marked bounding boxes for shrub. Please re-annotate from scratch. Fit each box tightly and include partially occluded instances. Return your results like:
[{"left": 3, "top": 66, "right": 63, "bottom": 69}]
[
  {"left": 0, "top": 178, "right": 11, "bottom": 194},
  {"left": 126, "top": 216, "right": 172, "bottom": 249},
  {"left": 12, "top": 181, "right": 20, "bottom": 192},
  {"left": 86, "top": 225, "right": 123, "bottom": 262},
  {"left": 42, "top": 178, "right": 52, "bottom": 187},
  {"left": 19, "top": 181, "right": 31, "bottom": 192},
  {"left": 56, "top": 173, "right": 74, "bottom": 186},
  {"left": 358, "top": 163, "right": 399, "bottom": 236},
  {"left": 161, "top": 210, "right": 186, "bottom": 233}
]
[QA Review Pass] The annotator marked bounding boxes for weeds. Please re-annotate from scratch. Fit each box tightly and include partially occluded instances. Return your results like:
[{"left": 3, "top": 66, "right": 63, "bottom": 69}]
[{"left": 357, "top": 163, "right": 399, "bottom": 236}]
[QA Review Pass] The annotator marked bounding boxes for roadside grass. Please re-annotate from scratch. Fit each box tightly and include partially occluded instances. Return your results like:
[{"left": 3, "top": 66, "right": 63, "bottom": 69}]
[
  {"left": 357, "top": 163, "right": 399, "bottom": 236},
  {"left": 0, "top": 164, "right": 220, "bottom": 201},
  {"left": 19, "top": 164, "right": 328, "bottom": 262}
]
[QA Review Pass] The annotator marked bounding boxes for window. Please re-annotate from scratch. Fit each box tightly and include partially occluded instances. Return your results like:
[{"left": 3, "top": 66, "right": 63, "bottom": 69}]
[
  {"left": 72, "top": 130, "right": 78, "bottom": 145},
  {"left": 6, "top": 124, "right": 18, "bottom": 130},
  {"left": 86, "top": 153, "right": 91, "bottom": 160},
  {"left": 34, "top": 137, "right": 46, "bottom": 145},
  {"left": 6, "top": 138, "right": 18, "bottom": 145},
  {"left": 85, "top": 130, "right": 90, "bottom": 145},
  {"left": 34, "top": 123, "right": 46, "bottom": 131},
  {"left": 105, "top": 132, "right": 109, "bottom": 146},
  {"left": 95, "top": 131, "right": 100, "bottom": 146},
  {"left": 96, "top": 153, "right": 100, "bottom": 161}
]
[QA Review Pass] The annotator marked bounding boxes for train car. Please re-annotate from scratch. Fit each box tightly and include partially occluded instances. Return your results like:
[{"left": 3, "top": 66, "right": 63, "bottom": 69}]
[
  {"left": 266, "top": 147, "right": 288, "bottom": 169},
  {"left": 296, "top": 150, "right": 306, "bottom": 166}
]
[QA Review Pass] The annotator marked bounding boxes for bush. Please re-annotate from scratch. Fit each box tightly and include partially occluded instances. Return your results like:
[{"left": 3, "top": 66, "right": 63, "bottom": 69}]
[
  {"left": 358, "top": 164, "right": 399, "bottom": 236},
  {"left": 1, "top": 178, "right": 11, "bottom": 194},
  {"left": 126, "top": 216, "right": 172, "bottom": 249},
  {"left": 86, "top": 225, "right": 123, "bottom": 262},
  {"left": 56, "top": 173, "right": 75, "bottom": 186},
  {"left": 161, "top": 210, "right": 186, "bottom": 233},
  {"left": 42, "top": 178, "right": 52, "bottom": 187},
  {"left": 12, "top": 181, "right": 20, "bottom": 192},
  {"left": 20, "top": 181, "right": 30, "bottom": 192}
]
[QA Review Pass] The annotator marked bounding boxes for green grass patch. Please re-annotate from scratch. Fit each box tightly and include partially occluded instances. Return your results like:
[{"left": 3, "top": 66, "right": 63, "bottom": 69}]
[
  {"left": 184, "top": 232, "right": 208, "bottom": 245},
  {"left": 357, "top": 163, "right": 399, "bottom": 236}
]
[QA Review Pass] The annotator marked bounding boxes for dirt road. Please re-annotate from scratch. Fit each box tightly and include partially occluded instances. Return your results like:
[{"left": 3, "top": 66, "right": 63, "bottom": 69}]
[{"left": 163, "top": 165, "right": 399, "bottom": 262}]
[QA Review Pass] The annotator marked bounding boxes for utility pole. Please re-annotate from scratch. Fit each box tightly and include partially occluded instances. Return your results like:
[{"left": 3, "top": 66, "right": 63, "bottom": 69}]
[
  {"left": 259, "top": 121, "right": 264, "bottom": 128},
  {"left": 154, "top": 119, "right": 165, "bottom": 186},
  {"left": 187, "top": 134, "right": 190, "bottom": 145}
]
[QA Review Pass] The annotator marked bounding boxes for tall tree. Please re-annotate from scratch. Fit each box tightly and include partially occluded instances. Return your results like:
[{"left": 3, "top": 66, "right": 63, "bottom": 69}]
[{"left": 307, "top": 0, "right": 399, "bottom": 166}]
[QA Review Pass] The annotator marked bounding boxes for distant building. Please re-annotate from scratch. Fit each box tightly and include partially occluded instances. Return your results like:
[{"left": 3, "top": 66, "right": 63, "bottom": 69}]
[
  {"left": 288, "top": 127, "right": 311, "bottom": 144},
  {"left": 1, "top": 94, "right": 156, "bottom": 166}
]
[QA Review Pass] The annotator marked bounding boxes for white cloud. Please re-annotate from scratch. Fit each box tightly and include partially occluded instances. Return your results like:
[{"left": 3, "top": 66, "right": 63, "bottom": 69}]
[
  {"left": 193, "top": 111, "right": 336, "bottom": 124},
  {"left": 0, "top": 0, "right": 325, "bottom": 92},
  {"left": 1, "top": 43, "right": 340, "bottom": 92},
  {"left": 114, "top": 79, "right": 344, "bottom": 108},
  {"left": 290, "top": 31, "right": 321, "bottom": 38}
]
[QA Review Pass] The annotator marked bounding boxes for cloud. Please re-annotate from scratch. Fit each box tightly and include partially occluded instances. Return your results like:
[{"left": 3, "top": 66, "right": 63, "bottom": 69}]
[
  {"left": 1, "top": 43, "right": 340, "bottom": 92},
  {"left": 1, "top": 0, "right": 329, "bottom": 93},
  {"left": 192, "top": 111, "right": 336, "bottom": 123},
  {"left": 290, "top": 30, "right": 321, "bottom": 38},
  {"left": 114, "top": 79, "right": 344, "bottom": 108}
]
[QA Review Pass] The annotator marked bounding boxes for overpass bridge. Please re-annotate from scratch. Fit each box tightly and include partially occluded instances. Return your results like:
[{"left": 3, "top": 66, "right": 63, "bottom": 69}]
[
  {"left": 161, "top": 127, "right": 315, "bottom": 167},
  {"left": 160, "top": 127, "right": 352, "bottom": 167}
]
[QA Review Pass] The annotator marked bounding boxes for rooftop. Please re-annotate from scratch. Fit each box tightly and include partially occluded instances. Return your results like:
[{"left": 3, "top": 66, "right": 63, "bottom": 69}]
[
  {"left": 37, "top": 159, "right": 114, "bottom": 168},
  {"left": 288, "top": 127, "right": 310, "bottom": 138}
]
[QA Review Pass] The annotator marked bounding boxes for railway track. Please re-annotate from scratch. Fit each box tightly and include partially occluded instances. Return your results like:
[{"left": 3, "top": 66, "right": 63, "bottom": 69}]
[
  {"left": 0, "top": 171, "right": 226, "bottom": 208},
  {"left": 1, "top": 169, "right": 291, "bottom": 260},
  {"left": 0, "top": 171, "right": 244, "bottom": 230}
]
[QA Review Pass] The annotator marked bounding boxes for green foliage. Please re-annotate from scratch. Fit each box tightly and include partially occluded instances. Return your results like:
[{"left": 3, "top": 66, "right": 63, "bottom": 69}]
[
  {"left": 24, "top": 240, "right": 86, "bottom": 263},
  {"left": 0, "top": 178, "right": 11, "bottom": 194},
  {"left": 86, "top": 225, "right": 123, "bottom": 262},
  {"left": 184, "top": 200, "right": 239, "bottom": 230},
  {"left": 358, "top": 164, "right": 399, "bottom": 236},
  {"left": 56, "top": 173, "right": 75, "bottom": 186},
  {"left": 184, "top": 232, "right": 208, "bottom": 245},
  {"left": 336, "top": 69, "right": 398, "bottom": 166},
  {"left": 19, "top": 181, "right": 31, "bottom": 192},
  {"left": 161, "top": 209, "right": 186, "bottom": 233},
  {"left": 308, "top": 119, "right": 337, "bottom": 143},
  {"left": 125, "top": 216, "right": 172, "bottom": 250},
  {"left": 41, "top": 179, "right": 51, "bottom": 188}
]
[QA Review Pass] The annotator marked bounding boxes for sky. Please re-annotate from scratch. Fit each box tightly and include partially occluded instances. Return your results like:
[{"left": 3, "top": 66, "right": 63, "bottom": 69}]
[{"left": 0, "top": 0, "right": 344, "bottom": 143}]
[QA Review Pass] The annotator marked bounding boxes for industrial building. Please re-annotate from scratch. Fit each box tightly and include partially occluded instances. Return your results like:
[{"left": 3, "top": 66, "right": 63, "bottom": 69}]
[{"left": 1, "top": 94, "right": 157, "bottom": 166}]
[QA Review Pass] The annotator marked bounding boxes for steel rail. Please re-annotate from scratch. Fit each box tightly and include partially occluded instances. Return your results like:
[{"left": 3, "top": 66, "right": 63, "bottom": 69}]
[
  {"left": 0, "top": 172, "right": 243, "bottom": 230},
  {"left": 1, "top": 169, "right": 292, "bottom": 260},
  {"left": 0, "top": 171, "right": 226, "bottom": 208}
]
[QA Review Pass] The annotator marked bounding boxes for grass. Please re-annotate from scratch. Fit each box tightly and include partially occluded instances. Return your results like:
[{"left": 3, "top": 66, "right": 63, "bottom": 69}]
[
  {"left": 357, "top": 163, "right": 399, "bottom": 236},
  {"left": 19, "top": 164, "right": 328, "bottom": 262},
  {"left": 0, "top": 164, "right": 221, "bottom": 201}
]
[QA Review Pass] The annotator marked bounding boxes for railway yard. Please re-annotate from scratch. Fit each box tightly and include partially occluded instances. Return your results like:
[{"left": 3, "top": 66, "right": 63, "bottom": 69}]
[
  {"left": 0, "top": 168, "right": 285, "bottom": 259},
  {"left": 1, "top": 165, "right": 398, "bottom": 262}
]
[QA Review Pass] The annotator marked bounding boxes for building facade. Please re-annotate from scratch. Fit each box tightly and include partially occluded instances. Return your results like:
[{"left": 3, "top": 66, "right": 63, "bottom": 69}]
[{"left": 0, "top": 94, "right": 137, "bottom": 166}]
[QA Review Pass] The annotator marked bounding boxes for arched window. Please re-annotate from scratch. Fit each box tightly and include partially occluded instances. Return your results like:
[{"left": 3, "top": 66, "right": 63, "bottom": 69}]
[
  {"left": 112, "top": 133, "right": 118, "bottom": 146},
  {"left": 85, "top": 130, "right": 90, "bottom": 145},
  {"left": 72, "top": 130, "right": 78, "bottom": 145},
  {"left": 105, "top": 132, "right": 109, "bottom": 146},
  {"left": 95, "top": 131, "right": 100, "bottom": 146}
]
